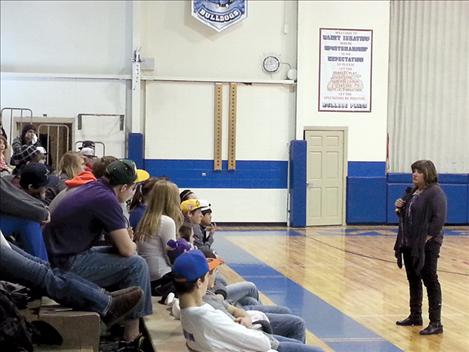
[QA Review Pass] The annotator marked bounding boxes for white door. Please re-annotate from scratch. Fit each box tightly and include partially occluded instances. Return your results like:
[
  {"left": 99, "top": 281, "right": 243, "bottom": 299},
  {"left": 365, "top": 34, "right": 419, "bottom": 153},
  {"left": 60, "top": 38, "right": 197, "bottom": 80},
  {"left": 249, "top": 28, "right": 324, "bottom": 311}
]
[{"left": 305, "top": 130, "right": 345, "bottom": 226}]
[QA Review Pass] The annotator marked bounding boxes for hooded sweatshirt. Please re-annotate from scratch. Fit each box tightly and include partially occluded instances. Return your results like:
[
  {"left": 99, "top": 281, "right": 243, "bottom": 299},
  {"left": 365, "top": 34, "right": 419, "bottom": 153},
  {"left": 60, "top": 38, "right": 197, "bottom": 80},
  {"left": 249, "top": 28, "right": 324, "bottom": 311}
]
[{"left": 48, "top": 171, "right": 97, "bottom": 213}]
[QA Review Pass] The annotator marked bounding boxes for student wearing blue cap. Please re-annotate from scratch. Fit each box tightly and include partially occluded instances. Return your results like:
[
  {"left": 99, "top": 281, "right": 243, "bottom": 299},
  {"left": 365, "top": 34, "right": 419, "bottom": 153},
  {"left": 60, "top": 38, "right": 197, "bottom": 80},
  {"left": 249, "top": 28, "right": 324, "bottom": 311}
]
[{"left": 172, "top": 250, "right": 324, "bottom": 352}]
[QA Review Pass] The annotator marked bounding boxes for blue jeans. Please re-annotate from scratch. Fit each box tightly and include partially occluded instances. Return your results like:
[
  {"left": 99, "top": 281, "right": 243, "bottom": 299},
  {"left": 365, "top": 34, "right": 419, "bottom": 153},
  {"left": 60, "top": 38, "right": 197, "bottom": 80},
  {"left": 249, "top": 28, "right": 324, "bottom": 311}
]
[
  {"left": 244, "top": 304, "right": 305, "bottom": 342},
  {"left": 0, "top": 242, "right": 110, "bottom": 315},
  {"left": 243, "top": 304, "right": 292, "bottom": 314},
  {"left": 68, "top": 246, "right": 152, "bottom": 319},
  {"left": 0, "top": 214, "right": 48, "bottom": 260},
  {"left": 276, "top": 335, "right": 324, "bottom": 352},
  {"left": 225, "top": 281, "right": 261, "bottom": 306}
]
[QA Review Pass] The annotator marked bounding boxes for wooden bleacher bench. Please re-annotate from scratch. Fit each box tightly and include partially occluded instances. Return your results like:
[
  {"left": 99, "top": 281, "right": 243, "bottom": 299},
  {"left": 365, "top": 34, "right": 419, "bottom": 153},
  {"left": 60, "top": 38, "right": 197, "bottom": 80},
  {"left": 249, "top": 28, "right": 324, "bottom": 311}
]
[
  {"left": 23, "top": 297, "right": 100, "bottom": 352},
  {"left": 143, "top": 297, "right": 187, "bottom": 352}
]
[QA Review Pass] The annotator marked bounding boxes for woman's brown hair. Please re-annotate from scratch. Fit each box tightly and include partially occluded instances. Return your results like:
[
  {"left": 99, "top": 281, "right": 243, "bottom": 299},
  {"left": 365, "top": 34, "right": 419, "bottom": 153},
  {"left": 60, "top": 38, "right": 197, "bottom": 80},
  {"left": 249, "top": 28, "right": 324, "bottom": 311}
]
[{"left": 411, "top": 160, "right": 438, "bottom": 186}]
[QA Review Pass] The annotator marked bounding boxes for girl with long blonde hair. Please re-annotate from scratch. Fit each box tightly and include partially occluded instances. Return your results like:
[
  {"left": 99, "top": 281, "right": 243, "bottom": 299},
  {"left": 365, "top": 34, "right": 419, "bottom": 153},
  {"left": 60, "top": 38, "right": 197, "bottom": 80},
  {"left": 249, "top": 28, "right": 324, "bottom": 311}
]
[
  {"left": 135, "top": 179, "right": 183, "bottom": 281},
  {"left": 56, "top": 152, "right": 85, "bottom": 188}
]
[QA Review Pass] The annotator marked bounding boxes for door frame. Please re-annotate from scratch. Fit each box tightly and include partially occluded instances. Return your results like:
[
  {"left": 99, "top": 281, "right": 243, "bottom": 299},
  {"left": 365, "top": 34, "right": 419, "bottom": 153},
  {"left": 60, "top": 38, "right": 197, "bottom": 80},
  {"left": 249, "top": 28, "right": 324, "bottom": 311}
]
[
  {"left": 303, "top": 126, "right": 348, "bottom": 226},
  {"left": 13, "top": 117, "right": 76, "bottom": 147}
]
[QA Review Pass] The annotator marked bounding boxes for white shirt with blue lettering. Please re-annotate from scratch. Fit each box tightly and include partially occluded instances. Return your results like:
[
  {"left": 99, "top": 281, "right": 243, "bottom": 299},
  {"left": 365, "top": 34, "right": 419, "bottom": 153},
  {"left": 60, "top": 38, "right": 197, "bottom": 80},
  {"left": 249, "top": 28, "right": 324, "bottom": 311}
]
[{"left": 180, "top": 303, "right": 276, "bottom": 352}]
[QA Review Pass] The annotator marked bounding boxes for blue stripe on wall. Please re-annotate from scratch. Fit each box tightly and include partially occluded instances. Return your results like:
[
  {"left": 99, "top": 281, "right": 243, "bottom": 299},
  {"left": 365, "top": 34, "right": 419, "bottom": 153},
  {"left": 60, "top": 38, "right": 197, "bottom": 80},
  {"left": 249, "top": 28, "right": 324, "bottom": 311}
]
[
  {"left": 144, "top": 159, "right": 288, "bottom": 189},
  {"left": 348, "top": 161, "right": 386, "bottom": 177}
]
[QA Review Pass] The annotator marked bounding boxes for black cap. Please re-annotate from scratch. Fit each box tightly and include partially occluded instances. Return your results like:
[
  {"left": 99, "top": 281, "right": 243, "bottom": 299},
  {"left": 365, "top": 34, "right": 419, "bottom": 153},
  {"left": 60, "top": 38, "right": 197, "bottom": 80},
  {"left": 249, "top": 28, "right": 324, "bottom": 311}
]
[
  {"left": 104, "top": 159, "right": 149, "bottom": 186},
  {"left": 19, "top": 163, "right": 51, "bottom": 189},
  {"left": 180, "top": 189, "right": 194, "bottom": 202},
  {"left": 79, "top": 140, "right": 95, "bottom": 150}
]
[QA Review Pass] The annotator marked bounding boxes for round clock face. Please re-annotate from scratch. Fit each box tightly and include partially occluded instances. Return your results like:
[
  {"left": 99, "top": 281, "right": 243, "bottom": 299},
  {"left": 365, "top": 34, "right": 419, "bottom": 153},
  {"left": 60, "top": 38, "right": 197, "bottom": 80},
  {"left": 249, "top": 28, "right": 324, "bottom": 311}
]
[{"left": 263, "top": 56, "right": 280, "bottom": 73}]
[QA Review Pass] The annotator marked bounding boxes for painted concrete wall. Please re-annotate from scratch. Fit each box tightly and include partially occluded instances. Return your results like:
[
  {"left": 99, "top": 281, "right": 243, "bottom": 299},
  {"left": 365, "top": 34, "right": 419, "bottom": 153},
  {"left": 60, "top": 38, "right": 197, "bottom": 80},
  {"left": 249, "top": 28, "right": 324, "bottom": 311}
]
[
  {"left": 1, "top": 0, "right": 399, "bottom": 223},
  {"left": 296, "top": 0, "right": 390, "bottom": 162},
  {"left": 140, "top": 1, "right": 298, "bottom": 222},
  {"left": 1, "top": 1, "right": 132, "bottom": 74},
  {"left": 0, "top": 1, "right": 131, "bottom": 157}
]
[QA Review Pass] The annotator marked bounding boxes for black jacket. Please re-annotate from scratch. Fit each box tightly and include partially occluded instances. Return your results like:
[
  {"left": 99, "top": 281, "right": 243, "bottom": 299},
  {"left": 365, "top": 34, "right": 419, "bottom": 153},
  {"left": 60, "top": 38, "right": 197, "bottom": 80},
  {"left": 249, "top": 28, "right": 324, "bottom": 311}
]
[
  {"left": 0, "top": 177, "right": 49, "bottom": 222},
  {"left": 394, "top": 184, "right": 447, "bottom": 273}
]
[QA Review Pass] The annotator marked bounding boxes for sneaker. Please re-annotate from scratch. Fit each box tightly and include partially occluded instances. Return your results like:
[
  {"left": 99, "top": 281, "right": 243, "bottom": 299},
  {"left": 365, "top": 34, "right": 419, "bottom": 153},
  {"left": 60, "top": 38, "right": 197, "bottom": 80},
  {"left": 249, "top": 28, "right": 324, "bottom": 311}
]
[
  {"left": 164, "top": 292, "right": 175, "bottom": 305},
  {"left": 117, "top": 334, "right": 145, "bottom": 352},
  {"left": 102, "top": 287, "right": 143, "bottom": 327},
  {"left": 109, "top": 286, "right": 142, "bottom": 298},
  {"left": 171, "top": 298, "right": 180, "bottom": 320}
]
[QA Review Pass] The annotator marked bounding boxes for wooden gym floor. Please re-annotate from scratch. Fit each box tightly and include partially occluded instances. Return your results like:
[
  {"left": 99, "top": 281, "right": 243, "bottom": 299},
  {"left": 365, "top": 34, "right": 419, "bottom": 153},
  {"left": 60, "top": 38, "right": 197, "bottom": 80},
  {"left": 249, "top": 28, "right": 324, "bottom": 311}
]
[{"left": 214, "top": 225, "right": 469, "bottom": 352}]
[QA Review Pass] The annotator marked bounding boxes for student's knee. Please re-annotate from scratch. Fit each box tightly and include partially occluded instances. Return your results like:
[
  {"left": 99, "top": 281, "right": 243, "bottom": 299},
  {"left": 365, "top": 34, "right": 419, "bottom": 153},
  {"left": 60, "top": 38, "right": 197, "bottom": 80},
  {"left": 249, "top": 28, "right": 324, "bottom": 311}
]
[{"left": 126, "top": 255, "right": 149, "bottom": 278}]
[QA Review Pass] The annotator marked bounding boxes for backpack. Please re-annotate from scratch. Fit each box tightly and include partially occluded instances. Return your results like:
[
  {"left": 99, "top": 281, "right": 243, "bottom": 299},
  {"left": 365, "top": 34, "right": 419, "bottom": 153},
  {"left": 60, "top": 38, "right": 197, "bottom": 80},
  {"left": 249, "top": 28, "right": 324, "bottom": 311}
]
[{"left": 0, "top": 287, "right": 34, "bottom": 352}]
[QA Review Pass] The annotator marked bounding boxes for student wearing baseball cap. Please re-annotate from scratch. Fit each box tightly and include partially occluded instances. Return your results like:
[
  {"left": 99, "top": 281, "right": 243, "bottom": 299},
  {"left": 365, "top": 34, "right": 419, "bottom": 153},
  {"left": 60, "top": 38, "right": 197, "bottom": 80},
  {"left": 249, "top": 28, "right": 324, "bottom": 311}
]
[
  {"left": 44, "top": 159, "right": 152, "bottom": 346},
  {"left": 181, "top": 198, "right": 210, "bottom": 251},
  {"left": 19, "top": 162, "right": 54, "bottom": 202},
  {"left": 173, "top": 251, "right": 323, "bottom": 352},
  {"left": 172, "top": 251, "right": 272, "bottom": 351}
]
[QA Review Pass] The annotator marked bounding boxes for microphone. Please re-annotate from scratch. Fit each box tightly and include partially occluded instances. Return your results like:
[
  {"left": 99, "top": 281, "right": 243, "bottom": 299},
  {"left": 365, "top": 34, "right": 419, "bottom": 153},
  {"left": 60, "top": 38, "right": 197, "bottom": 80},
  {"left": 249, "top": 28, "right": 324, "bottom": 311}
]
[{"left": 395, "top": 187, "right": 413, "bottom": 214}]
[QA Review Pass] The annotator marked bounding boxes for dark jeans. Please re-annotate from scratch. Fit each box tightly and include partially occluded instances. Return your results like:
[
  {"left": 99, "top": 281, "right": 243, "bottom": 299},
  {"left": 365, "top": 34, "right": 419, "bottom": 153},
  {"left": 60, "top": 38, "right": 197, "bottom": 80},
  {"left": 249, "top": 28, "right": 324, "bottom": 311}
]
[
  {"left": 0, "top": 242, "right": 110, "bottom": 315},
  {"left": 67, "top": 246, "right": 152, "bottom": 319},
  {"left": 403, "top": 240, "right": 442, "bottom": 323}
]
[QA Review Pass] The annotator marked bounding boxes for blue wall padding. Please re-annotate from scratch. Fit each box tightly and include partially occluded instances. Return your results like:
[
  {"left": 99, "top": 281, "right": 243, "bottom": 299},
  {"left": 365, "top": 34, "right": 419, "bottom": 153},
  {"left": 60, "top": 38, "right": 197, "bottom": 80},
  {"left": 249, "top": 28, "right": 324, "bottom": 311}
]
[
  {"left": 346, "top": 177, "right": 387, "bottom": 223},
  {"left": 144, "top": 159, "right": 288, "bottom": 189},
  {"left": 438, "top": 174, "right": 468, "bottom": 184},
  {"left": 387, "top": 173, "right": 469, "bottom": 224},
  {"left": 348, "top": 161, "right": 386, "bottom": 177},
  {"left": 387, "top": 173, "right": 411, "bottom": 183},
  {"left": 440, "top": 184, "right": 468, "bottom": 224},
  {"left": 128, "top": 133, "right": 144, "bottom": 169},
  {"left": 386, "top": 183, "right": 410, "bottom": 224},
  {"left": 289, "top": 140, "right": 307, "bottom": 227},
  {"left": 467, "top": 185, "right": 469, "bottom": 223}
]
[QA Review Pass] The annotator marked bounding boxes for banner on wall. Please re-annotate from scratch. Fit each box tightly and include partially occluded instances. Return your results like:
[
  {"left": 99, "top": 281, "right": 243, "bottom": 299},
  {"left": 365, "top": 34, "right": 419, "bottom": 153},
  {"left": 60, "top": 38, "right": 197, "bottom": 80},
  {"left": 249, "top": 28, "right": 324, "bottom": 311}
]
[
  {"left": 192, "top": 0, "right": 247, "bottom": 32},
  {"left": 318, "top": 28, "right": 373, "bottom": 112}
]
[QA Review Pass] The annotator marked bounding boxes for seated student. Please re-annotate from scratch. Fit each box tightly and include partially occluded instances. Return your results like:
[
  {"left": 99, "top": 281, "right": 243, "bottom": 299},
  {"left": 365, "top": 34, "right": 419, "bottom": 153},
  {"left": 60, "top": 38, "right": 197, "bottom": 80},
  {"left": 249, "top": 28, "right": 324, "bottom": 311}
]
[
  {"left": 128, "top": 177, "right": 158, "bottom": 230},
  {"left": 78, "top": 141, "right": 97, "bottom": 172},
  {"left": 200, "top": 200, "right": 217, "bottom": 249},
  {"left": 166, "top": 223, "right": 195, "bottom": 266},
  {"left": 48, "top": 156, "right": 117, "bottom": 214},
  {"left": 0, "top": 176, "right": 49, "bottom": 260},
  {"left": 11, "top": 124, "right": 44, "bottom": 166},
  {"left": 172, "top": 250, "right": 323, "bottom": 352},
  {"left": 169, "top": 222, "right": 196, "bottom": 256},
  {"left": 180, "top": 189, "right": 196, "bottom": 203},
  {"left": 180, "top": 199, "right": 208, "bottom": 250},
  {"left": 6, "top": 144, "right": 43, "bottom": 187},
  {"left": 0, "top": 230, "right": 143, "bottom": 327},
  {"left": 48, "top": 168, "right": 97, "bottom": 213},
  {"left": 44, "top": 159, "right": 152, "bottom": 346},
  {"left": 135, "top": 179, "right": 183, "bottom": 282},
  {"left": 18, "top": 163, "right": 54, "bottom": 204},
  {"left": 0, "top": 135, "right": 13, "bottom": 176},
  {"left": 55, "top": 151, "right": 85, "bottom": 191},
  {"left": 202, "top": 251, "right": 306, "bottom": 343}
]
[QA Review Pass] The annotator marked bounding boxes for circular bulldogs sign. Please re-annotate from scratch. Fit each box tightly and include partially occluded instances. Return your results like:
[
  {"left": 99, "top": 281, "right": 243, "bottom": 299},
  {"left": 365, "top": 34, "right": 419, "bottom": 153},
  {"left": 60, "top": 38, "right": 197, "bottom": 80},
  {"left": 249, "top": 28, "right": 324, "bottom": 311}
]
[{"left": 192, "top": 0, "right": 247, "bottom": 32}]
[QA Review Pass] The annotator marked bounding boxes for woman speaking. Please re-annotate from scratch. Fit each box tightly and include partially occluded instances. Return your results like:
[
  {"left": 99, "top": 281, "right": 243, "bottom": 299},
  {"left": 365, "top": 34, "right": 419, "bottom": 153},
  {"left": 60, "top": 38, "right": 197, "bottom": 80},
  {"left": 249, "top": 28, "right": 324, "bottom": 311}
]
[{"left": 394, "top": 160, "right": 447, "bottom": 335}]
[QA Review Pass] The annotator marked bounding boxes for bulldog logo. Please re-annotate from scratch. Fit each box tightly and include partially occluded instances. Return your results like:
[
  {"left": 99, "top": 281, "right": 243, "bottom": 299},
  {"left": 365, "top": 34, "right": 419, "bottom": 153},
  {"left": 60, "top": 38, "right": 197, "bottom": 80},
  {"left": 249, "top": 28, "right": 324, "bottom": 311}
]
[{"left": 192, "top": 0, "right": 247, "bottom": 32}]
